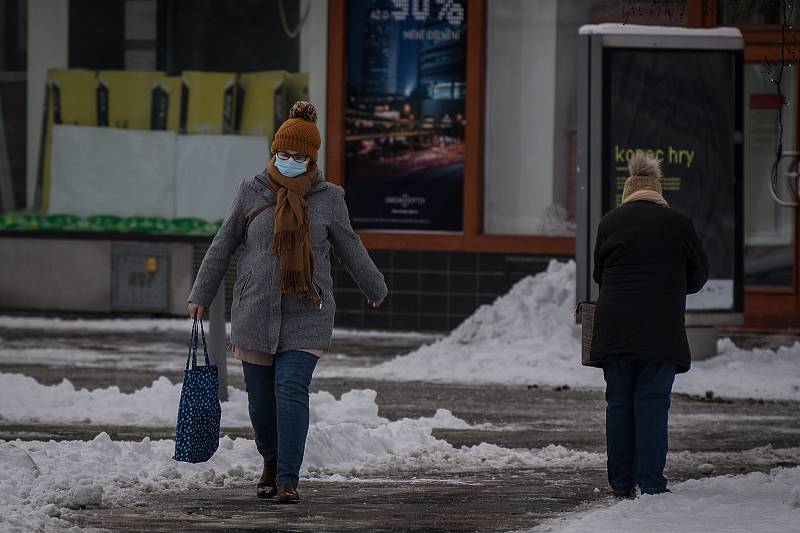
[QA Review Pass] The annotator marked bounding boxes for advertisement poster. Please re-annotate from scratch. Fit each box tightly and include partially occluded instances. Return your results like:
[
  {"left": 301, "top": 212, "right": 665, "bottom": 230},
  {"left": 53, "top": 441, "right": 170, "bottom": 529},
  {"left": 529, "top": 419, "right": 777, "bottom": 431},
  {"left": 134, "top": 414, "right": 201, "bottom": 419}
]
[
  {"left": 604, "top": 49, "right": 740, "bottom": 310},
  {"left": 345, "top": 0, "right": 467, "bottom": 231}
]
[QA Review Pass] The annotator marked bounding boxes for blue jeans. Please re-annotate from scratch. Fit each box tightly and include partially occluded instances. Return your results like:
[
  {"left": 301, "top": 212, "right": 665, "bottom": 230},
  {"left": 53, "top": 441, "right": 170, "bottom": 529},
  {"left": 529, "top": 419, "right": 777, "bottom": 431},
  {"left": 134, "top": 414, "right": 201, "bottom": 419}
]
[
  {"left": 242, "top": 350, "right": 318, "bottom": 487},
  {"left": 603, "top": 358, "right": 676, "bottom": 494}
]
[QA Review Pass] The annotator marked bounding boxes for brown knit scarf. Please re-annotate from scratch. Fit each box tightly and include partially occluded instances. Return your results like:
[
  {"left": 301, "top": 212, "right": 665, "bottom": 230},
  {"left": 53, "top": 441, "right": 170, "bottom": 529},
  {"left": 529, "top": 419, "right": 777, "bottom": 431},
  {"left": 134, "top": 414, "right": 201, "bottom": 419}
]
[
  {"left": 267, "top": 157, "right": 319, "bottom": 305},
  {"left": 623, "top": 189, "right": 669, "bottom": 208}
]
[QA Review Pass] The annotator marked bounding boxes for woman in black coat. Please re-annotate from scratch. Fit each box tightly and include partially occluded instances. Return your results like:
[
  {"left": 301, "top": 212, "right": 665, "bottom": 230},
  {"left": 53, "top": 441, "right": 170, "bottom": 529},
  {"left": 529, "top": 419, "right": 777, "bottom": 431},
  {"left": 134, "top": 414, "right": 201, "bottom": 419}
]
[{"left": 589, "top": 150, "right": 709, "bottom": 498}]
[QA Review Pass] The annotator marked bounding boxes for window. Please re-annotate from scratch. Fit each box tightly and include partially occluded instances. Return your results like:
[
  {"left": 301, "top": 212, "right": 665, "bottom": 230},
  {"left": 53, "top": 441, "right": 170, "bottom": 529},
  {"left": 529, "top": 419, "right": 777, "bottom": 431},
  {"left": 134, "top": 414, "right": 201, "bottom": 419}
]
[
  {"left": 483, "top": 0, "right": 689, "bottom": 237},
  {"left": 743, "top": 63, "right": 795, "bottom": 286},
  {"left": 719, "top": 0, "right": 796, "bottom": 25},
  {"left": 32, "top": 0, "right": 329, "bottom": 224},
  {"left": 483, "top": 0, "right": 575, "bottom": 236}
]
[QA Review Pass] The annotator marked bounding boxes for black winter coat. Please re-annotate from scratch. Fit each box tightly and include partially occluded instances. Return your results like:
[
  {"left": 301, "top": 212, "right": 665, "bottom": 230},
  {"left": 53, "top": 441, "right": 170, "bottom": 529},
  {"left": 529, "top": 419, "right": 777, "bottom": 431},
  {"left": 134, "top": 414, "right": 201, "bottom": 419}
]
[{"left": 589, "top": 200, "right": 709, "bottom": 373}]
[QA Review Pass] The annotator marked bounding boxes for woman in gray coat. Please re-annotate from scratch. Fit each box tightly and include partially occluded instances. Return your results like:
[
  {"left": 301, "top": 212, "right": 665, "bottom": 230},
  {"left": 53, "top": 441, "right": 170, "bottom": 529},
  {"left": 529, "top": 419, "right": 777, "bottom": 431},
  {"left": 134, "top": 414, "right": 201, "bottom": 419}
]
[{"left": 187, "top": 101, "right": 388, "bottom": 504}]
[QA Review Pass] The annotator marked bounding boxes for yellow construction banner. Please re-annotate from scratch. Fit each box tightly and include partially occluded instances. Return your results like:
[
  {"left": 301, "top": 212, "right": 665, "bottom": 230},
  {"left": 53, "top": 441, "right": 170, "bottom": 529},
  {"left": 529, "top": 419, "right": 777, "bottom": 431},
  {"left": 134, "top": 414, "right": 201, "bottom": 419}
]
[
  {"left": 47, "top": 69, "right": 98, "bottom": 126},
  {"left": 96, "top": 70, "right": 165, "bottom": 129},
  {"left": 238, "top": 71, "right": 285, "bottom": 140},
  {"left": 182, "top": 71, "right": 238, "bottom": 134},
  {"left": 35, "top": 68, "right": 309, "bottom": 210}
]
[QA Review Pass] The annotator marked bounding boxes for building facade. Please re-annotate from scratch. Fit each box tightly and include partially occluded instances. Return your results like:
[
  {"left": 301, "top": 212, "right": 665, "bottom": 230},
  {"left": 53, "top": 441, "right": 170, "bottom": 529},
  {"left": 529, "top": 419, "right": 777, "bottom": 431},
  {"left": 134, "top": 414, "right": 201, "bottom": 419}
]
[{"left": 1, "top": 0, "right": 798, "bottom": 330}]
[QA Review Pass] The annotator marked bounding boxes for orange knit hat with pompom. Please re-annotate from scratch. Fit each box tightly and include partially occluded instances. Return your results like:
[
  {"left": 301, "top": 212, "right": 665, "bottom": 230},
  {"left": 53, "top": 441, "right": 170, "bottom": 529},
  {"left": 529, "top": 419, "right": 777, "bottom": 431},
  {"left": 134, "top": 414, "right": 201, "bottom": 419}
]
[{"left": 271, "top": 101, "right": 321, "bottom": 161}]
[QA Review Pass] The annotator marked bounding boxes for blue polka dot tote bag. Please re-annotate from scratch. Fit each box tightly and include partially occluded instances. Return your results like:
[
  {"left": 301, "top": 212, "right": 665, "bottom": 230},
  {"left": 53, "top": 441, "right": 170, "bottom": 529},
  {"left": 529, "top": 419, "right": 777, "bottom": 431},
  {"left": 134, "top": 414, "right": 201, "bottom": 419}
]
[{"left": 173, "top": 318, "right": 221, "bottom": 463}]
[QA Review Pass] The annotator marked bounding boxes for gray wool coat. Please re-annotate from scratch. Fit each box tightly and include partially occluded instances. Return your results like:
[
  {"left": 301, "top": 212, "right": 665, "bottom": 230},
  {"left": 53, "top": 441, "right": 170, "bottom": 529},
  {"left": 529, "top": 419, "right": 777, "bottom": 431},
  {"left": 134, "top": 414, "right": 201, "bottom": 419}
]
[{"left": 188, "top": 170, "right": 388, "bottom": 354}]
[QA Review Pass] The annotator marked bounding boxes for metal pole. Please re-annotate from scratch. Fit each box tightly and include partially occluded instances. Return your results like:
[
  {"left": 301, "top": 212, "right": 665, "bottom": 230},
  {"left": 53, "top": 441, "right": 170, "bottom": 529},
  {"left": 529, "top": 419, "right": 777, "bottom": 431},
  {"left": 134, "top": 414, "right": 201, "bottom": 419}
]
[
  {"left": 575, "top": 33, "right": 590, "bottom": 307},
  {"left": 209, "top": 282, "right": 228, "bottom": 401}
]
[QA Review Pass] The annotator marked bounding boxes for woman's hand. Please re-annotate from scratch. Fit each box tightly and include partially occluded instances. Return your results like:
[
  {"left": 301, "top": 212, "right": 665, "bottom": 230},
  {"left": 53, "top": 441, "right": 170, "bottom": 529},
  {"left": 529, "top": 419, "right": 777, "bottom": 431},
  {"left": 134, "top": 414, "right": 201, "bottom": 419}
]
[
  {"left": 188, "top": 303, "right": 205, "bottom": 319},
  {"left": 368, "top": 298, "right": 384, "bottom": 309}
]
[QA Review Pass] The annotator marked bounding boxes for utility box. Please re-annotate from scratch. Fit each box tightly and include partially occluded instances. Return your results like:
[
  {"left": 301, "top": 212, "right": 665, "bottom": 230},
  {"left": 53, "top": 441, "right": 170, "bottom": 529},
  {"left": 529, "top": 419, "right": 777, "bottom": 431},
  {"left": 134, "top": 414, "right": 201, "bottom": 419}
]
[
  {"left": 111, "top": 246, "right": 171, "bottom": 311},
  {"left": 576, "top": 24, "right": 745, "bottom": 358}
]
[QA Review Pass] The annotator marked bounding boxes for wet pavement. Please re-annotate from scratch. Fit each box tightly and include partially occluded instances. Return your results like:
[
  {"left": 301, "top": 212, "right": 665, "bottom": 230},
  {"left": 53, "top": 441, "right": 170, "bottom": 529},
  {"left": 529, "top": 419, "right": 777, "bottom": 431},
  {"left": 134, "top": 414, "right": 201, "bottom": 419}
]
[
  {"left": 67, "top": 471, "right": 610, "bottom": 532},
  {"left": 1, "top": 325, "right": 800, "bottom": 531}
]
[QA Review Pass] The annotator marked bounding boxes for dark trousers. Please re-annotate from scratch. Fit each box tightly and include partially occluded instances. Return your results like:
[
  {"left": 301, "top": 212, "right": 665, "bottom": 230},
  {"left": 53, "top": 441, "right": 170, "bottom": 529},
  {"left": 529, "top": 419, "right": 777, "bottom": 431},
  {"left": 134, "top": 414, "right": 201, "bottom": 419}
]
[
  {"left": 603, "top": 358, "right": 676, "bottom": 494},
  {"left": 242, "top": 350, "right": 319, "bottom": 487}
]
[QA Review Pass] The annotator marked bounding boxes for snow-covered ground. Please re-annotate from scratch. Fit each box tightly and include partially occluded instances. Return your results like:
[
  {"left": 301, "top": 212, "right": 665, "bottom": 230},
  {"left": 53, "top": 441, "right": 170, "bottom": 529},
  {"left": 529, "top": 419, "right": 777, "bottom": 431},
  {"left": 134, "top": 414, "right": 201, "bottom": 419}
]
[
  {"left": 0, "top": 319, "right": 437, "bottom": 375},
  {"left": 319, "top": 261, "right": 592, "bottom": 386},
  {"left": 320, "top": 261, "right": 800, "bottom": 401},
  {"left": 0, "top": 315, "right": 433, "bottom": 340},
  {"left": 0, "top": 372, "right": 469, "bottom": 429},
  {"left": 2, "top": 260, "right": 799, "bottom": 531},
  {"left": 0, "top": 316, "right": 204, "bottom": 334},
  {"left": 538, "top": 466, "right": 800, "bottom": 533},
  {"left": 0, "top": 371, "right": 601, "bottom": 531},
  {"left": 0, "top": 407, "right": 601, "bottom": 531},
  {"left": 0, "top": 344, "right": 192, "bottom": 373},
  {"left": 675, "top": 339, "right": 800, "bottom": 401},
  {"left": 5, "top": 261, "right": 797, "bottom": 400}
]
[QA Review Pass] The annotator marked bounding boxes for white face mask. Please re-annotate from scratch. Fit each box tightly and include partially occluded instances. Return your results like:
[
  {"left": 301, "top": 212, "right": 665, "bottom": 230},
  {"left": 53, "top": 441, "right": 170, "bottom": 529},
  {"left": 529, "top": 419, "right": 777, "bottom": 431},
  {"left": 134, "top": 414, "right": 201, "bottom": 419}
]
[{"left": 275, "top": 157, "right": 309, "bottom": 178}]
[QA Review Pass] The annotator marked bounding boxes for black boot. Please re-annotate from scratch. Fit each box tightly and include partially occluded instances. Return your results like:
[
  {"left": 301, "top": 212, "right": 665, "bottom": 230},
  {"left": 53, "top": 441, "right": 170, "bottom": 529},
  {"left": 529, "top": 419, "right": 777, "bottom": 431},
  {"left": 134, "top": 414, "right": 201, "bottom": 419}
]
[
  {"left": 256, "top": 457, "right": 278, "bottom": 499},
  {"left": 276, "top": 483, "right": 300, "bottom": 504},
  {"left": 613, "top": 488, "right": 637, "bottom": 499}
]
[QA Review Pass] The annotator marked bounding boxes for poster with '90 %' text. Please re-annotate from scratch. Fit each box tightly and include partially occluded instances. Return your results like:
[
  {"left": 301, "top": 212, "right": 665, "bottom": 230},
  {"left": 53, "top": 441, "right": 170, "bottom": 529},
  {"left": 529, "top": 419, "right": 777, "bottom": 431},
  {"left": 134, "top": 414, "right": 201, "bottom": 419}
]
[{"left": 345, "top": 0, "right": 467, "bottom": 231}]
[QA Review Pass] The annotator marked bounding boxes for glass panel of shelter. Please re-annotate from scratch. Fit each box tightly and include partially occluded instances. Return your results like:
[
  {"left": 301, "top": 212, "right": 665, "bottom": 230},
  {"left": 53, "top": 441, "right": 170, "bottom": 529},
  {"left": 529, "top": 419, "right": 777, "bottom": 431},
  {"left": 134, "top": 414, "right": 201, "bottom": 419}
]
[{"left": 743, "top": 63, "right": 796, "bottom": 287}]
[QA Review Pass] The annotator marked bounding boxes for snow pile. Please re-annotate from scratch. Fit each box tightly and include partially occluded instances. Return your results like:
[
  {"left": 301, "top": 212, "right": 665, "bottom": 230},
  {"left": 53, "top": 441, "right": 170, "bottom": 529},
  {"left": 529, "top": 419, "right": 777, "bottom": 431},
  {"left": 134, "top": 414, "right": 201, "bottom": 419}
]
[
  {"left": 1, "top": 374, "right": 214, "bottom": 426},
  {"left": 539, "top": 467, "right": 800, "bottom": 533},
  {"left": 0, "top": 373, "right": 402, "bottom": 427},
  {"left": 322, "top": 260, "right": 800, "bottom": 401},
  {"left": 309, "top": 389, "right": 470, "bottom": 430},
  {"left": 322, "top": 260, "right": 596, "bottom": 388},
  {"left": 309, "top": 389, "right": 387, "bottom": 426},
  {"left": 676, "top": 339, "right": 800, "bottom": 401},
  {"left": 0, "top": 430, "right": 601, "bottom": 531}
]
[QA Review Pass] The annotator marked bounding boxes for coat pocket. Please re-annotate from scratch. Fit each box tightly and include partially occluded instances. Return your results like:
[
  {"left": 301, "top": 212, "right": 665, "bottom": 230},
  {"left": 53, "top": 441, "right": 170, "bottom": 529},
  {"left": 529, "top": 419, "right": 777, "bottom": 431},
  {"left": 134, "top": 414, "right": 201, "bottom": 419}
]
[
  {"left": 312, "top": 282, "right": 324, "bottom": 310},
  {"left": 237, "top": 270, "right": 253, "bottom": 306}
]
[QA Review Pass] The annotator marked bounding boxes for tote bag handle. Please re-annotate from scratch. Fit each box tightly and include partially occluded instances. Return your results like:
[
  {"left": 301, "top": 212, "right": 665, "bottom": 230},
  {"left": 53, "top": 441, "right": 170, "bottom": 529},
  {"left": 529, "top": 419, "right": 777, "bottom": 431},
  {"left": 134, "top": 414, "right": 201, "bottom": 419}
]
[{"left": 186, "top": 318, "right": 211, "bottom": 370}]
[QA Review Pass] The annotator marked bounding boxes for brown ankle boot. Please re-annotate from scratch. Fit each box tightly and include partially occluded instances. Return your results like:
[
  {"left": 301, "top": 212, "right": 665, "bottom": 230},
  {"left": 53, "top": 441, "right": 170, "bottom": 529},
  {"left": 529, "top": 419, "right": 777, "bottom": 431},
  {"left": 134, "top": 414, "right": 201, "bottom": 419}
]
[
  {"left": 276, "top": 483, "right": 300, "bottom": 504},
  {"left": 256, "top": 458, "right": 277, "bottom": 499}
]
